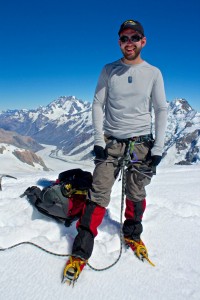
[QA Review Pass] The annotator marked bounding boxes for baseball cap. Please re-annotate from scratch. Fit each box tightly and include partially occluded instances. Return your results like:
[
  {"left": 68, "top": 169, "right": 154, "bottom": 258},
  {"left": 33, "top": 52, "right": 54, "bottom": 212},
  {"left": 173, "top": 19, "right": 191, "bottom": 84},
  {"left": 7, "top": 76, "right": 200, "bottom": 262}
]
[{"left": 118, "top": 19, "right": 145, "bottom": 36}]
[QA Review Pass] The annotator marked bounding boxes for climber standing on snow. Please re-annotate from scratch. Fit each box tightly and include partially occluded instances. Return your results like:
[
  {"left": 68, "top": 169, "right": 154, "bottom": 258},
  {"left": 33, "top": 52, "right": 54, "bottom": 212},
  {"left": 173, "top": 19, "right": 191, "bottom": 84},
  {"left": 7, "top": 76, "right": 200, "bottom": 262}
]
[{"left": 63, "top": 19, "right": 168, "bottom": 283}]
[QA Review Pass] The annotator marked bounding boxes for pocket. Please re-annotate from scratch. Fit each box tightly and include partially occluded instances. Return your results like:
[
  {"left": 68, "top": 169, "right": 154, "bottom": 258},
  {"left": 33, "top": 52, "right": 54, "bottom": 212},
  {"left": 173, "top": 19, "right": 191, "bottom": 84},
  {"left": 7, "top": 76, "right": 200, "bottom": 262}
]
[
  {"left": 106, "top": 140, "right": 126, "bottom": 158},
  {"left": 132, "top": 169, "right": 151, "bottom": 188},
  {"left": 133, "top": 143, "right": 150, "bottom": 162}
]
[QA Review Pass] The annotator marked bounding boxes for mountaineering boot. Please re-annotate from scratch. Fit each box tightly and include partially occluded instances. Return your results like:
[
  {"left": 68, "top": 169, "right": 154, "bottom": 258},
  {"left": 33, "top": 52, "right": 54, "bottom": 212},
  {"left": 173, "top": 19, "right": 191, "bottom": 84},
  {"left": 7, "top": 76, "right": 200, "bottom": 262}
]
[
  {"left": 124, "top": 237, "right": 147, "bottom": 258},
  {"left": 62, "top": 256, "right": 87, "bottom": 285},
  {"left": 124, "top": 237, "right": 155, "bottom": 267}
]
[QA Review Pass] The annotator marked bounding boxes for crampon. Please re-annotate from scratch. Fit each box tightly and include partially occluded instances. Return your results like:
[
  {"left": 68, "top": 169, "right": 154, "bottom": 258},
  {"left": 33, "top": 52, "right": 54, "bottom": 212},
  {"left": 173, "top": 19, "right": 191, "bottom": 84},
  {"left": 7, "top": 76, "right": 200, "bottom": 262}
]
[
  {"left": 62, "top": 256, "right": 87, "bottom": 286},
  {"left": 124, "top": 237, "right": 155, "bottom": 267}
]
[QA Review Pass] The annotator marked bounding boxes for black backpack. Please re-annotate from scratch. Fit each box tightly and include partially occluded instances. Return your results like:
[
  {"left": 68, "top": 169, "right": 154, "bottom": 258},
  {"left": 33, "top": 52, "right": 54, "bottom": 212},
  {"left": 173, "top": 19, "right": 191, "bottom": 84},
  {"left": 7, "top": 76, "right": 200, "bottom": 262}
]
[{"left": 22, "top": 168, "right": 92, "bottom": 224}]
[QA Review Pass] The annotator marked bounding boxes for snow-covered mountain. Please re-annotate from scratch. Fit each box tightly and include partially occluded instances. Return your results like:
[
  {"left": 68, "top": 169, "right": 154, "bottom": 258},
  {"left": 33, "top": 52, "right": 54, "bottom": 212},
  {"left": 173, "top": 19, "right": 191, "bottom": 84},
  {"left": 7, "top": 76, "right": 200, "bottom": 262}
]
[
  {"left": 0, "top": 128, "right": 49, "bottom": 171},
  {"left": 0, "top": 96, "right": 93, "bottom": 160},
  {"left": 0, "top": 96, "right": 199, "bottom": 164},
  {"left": 0, "top": 144, "right": 49, "bottom": 171},
  {"left": 0, "top": 128, "right": 44, "bottom": 152},
  {"left": 163, "top": 99, "right": 200, "bottom": 165}
]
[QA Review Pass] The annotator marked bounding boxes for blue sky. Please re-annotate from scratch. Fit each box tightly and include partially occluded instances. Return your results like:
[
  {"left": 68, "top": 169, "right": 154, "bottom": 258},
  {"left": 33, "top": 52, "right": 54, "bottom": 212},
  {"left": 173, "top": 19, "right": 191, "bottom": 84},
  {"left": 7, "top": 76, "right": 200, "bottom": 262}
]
[{"left": 0, "top": 0, "right": 200, "bottom": 111}]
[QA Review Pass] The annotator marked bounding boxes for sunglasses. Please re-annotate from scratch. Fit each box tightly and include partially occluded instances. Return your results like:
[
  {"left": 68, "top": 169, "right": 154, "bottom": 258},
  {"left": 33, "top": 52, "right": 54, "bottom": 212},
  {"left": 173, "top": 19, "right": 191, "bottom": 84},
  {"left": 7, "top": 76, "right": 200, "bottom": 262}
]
[{"left": 119, "top": 35, "right": 142, "bottom": 43}]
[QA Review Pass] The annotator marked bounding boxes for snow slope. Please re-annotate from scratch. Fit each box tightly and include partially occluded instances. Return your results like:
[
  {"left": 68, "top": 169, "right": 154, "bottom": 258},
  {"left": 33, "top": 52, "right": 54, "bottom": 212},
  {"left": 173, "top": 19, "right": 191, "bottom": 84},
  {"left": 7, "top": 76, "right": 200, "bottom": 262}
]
[{"left": 0, "top": 146, "right": 200, "bottom": 300}]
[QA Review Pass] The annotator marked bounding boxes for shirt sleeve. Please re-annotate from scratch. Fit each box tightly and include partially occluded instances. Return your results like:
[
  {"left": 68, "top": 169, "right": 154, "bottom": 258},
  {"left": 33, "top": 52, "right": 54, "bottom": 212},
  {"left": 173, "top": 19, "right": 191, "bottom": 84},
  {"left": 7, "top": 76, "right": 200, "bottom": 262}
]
[
  {"left": 151, "top": 69, "right": 168, "bottom": 156},
  {"left": 92, "top": 66, "right": 108, "bottom": 148}
]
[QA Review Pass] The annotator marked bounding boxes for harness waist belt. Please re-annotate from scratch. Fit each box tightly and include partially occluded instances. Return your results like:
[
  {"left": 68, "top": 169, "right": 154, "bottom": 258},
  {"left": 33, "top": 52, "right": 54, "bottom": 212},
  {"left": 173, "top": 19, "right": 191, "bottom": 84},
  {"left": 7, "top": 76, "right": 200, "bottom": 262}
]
[{"left": 107, "top": 134, "right": 153, "bottom": 144}]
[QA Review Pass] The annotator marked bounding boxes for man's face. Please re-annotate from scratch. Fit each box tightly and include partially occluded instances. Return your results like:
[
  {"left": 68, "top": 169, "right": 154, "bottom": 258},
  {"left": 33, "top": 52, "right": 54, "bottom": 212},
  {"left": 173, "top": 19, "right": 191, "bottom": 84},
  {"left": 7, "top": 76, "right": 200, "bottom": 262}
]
[{"left": 118, "top": 28, "right": 146, "bottom": 61}]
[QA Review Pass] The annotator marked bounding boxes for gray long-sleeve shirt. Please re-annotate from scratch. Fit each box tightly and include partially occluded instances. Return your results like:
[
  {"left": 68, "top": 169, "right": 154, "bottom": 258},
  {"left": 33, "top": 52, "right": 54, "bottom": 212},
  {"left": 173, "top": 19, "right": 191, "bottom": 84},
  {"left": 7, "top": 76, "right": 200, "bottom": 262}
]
[{"left": 92, "top": 59, "right": 168, "bottom": 156}]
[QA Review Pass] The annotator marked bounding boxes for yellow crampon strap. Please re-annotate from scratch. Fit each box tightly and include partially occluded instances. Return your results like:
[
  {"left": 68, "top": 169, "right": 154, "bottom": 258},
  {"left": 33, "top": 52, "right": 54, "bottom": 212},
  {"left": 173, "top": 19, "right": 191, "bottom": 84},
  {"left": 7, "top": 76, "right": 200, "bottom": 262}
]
[
  {"left": 63, "top": 257, "right": 87, "bottom": 285},
  {"left": 125, "top": 238, "right": 155, "bottom": 267}
]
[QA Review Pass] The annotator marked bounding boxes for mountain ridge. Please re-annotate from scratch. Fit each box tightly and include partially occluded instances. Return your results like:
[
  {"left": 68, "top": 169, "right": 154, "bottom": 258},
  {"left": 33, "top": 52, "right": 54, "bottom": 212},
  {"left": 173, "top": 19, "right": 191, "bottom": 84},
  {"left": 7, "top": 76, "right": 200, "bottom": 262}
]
[{"left": 0, "top": 96, "right": 199, "bottom": 165}]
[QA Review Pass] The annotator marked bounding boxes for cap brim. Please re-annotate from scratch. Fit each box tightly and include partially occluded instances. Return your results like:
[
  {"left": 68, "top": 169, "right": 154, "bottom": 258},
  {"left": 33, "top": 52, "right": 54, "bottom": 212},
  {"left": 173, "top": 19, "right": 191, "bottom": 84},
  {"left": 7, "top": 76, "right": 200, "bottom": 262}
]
[{"left": 119, "top": 24, "right": 144, "bottom": 36}]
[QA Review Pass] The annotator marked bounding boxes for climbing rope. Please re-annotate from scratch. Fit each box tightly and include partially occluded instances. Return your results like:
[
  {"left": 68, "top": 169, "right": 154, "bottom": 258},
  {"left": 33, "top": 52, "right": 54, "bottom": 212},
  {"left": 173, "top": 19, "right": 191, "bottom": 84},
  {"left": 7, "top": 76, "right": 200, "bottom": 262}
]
[{"left": 0, "top": 241, "right": 70, "bottom": 257}]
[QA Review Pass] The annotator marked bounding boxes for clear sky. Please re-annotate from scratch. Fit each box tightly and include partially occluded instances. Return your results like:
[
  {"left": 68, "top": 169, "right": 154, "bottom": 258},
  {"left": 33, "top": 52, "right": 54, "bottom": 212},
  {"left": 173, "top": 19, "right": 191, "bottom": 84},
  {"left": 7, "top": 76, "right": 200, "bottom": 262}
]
[{"left": 0, "top": 0, "right": 200, "bottom": 111}]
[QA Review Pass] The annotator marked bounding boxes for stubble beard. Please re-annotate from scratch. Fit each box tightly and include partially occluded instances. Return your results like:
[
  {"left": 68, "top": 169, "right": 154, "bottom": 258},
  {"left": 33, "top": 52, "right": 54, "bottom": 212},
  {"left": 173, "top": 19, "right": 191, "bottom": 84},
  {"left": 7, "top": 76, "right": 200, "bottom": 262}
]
[{"left": 122, "top": 46, "right": 142, "bottom": 61}]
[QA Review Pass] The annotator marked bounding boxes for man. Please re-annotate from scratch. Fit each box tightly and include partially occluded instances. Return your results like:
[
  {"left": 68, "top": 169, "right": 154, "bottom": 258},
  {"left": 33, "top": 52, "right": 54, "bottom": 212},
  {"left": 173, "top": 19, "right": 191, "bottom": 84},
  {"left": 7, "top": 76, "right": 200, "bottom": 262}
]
[{"left": 63, "top": 19, "right": 168, "bottom": 284}]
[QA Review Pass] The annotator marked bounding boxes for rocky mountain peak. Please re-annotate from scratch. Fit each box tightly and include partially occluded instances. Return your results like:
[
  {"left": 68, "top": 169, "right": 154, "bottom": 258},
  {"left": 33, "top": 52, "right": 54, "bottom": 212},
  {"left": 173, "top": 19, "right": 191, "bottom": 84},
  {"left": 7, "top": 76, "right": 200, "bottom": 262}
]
[
  {"left": 0, "top": 96, "right": 199, "bottom": 165},
  {"left": 169, "top": 98, "right": 194, "bottom": 115}
]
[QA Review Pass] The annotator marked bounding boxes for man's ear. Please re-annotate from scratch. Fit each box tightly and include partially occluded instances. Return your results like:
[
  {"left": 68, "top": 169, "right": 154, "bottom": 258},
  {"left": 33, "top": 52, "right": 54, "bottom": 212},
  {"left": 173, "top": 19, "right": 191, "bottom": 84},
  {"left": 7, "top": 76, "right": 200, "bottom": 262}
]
[{"left": 141, "top": 37, "right": 147, "bottom": 48}]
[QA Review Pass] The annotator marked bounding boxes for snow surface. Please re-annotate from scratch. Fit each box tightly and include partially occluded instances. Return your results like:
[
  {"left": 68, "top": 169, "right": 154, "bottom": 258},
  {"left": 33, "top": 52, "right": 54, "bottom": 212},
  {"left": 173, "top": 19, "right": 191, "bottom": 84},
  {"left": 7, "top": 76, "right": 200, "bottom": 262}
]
[{"left": 0, "top": 146, "right": 200, "bottom": 300}]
